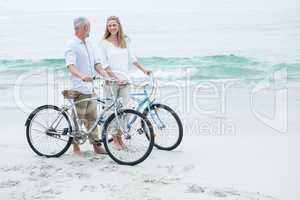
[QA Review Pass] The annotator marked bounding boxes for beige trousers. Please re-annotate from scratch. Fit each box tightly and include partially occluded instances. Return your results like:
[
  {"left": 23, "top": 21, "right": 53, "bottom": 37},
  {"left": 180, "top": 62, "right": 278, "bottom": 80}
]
[
  {"left": 73, "top": 93, "right": 99, "bottom": 144},
  {"left": 103, "top": 83, "right": 129, "bottom": 108}
]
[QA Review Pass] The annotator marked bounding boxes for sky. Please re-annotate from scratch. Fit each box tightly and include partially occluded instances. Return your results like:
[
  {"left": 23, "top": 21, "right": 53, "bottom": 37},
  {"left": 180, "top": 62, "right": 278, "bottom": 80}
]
[
  {"left": 0, "top": 0, "right": 299, "bottom": 60},
  {"left": 1, "top": 0, "right": 300, "bottom": 13}
]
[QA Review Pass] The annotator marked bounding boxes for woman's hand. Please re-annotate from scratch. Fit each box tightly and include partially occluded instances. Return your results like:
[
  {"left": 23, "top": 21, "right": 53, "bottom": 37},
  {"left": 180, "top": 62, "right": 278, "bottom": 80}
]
[{"left": 102, "top": 75, "right": 114, "bottom": 81}]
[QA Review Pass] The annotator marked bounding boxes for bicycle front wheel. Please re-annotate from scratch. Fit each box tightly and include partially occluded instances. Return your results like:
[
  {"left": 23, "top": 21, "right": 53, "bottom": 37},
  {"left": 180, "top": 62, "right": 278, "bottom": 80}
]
[
  {"left": 25, "top": 105, "right": 73, "bottom": 157},
  {"left": 102, "top": 109, "right": 154, "bottom": 165},
  {"left": 143, "top": 103, "right": 183, "bottom": 151}
]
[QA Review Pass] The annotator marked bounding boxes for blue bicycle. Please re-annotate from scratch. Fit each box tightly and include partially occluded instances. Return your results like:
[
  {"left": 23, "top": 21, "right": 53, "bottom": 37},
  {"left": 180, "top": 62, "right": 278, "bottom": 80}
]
[{"left": 130, "top": 75, "right": 183, "bottom": 151}]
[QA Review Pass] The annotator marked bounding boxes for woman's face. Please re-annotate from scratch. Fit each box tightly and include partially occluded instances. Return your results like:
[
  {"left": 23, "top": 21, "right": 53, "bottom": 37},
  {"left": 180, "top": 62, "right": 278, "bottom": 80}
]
[{"left": 107, "top": 20, "right": 119, "bottom": 36}]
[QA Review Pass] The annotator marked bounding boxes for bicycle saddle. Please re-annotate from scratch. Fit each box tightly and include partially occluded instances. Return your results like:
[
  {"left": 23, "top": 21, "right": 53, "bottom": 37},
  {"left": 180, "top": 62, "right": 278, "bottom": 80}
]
[{"left": 62, "top": 90, "right": 81, "bottom": 99}]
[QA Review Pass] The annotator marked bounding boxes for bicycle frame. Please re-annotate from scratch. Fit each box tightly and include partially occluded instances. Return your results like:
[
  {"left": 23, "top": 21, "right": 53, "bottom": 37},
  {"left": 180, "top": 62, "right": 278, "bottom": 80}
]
[
  {"left": 130, "top": 85, "right": 165, "bottom": 129},
  {"left": 48, "top": 83, "right": 139, "bottom": 140},
  {"left": 47, "top": 77, "right": 162, "bottom": 140},
  {"left": 47, "top": 96, "right": 114, "bottom": 137}
]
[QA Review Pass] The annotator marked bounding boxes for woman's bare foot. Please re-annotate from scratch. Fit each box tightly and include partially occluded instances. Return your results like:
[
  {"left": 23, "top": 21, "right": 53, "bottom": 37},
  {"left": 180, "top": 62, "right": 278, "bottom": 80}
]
[
  {"left": 112, "top": 135, "right": 124, "bottom": 150},
  {"left": 117, "top": 134, "right": 126, "bottom": 149}
]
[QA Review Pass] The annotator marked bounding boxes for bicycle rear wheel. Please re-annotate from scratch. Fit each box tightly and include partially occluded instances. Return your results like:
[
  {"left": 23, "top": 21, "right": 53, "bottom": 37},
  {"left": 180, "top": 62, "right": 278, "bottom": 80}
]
[
  {"left": 25, "top": 105, "right": 73, "bottom": 157},
  {"left": 143, "top": 103, "right": 183, "bottom": 151},
  {"left": 102, "top": 109, "right": 154, "bottom": 165}
]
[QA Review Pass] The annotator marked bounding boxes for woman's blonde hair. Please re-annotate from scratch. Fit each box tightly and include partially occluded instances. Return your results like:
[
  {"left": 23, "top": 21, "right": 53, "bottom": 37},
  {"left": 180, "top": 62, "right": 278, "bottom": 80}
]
[{"left": 103, "top": 16, "right": 127, "bottom": 48}]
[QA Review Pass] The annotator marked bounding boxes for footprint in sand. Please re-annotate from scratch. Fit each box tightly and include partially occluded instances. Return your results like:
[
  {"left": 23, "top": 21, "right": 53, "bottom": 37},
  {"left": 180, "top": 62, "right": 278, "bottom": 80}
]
[
  {"left": 0, "top": 165, "right": 23, "bottom": 173},
  {"left": 223, "top": 189, "right": 241, "bottom": 196},
  {"left": 0, "top": 180, "right": 20, "bottom": 188},
  {"left": 207, "top": 188, "right": 278, "bottom": 200},
  {"left": 99, "top": 183, "right": 119, "bottom": 192},
  {"left": 65, "top": 171, "right": 91, "bottom": 179},
  {"left": 185, "top": 184, "right": 278, "bottom": 200},
  {"left": 68, "top": 160, "right": 85, "bottom": 167},
  {"left": 99, "top": 164, "right": 119, "bottom": 172},
  {"left": 80, "top": 185, "right": 98, "bottom": 192},
  {"left": 235, "top": 191, "right": 279, "bottom": 200},
  {"left": 185, "top": 184, "right": 205, "bottom": 193},
  {"left": 75, "top": 172, "right": 91, "bottom": 179},
  {"left": 30, "top": 187, "right": 62, "bottom": 199},
  {"left": 144, "top": 197, "right": 162, "bottom": 200},
  {"left": 9, "top": 192, "right": 27, "bottom": 200},
  {"left": 182, "top": 164, "right": 195, "bottom": 172},
  {"left": 157, "top": 164, "right": 175, "bottom": 174},
  {"left": 40, "top": 188, "right": 62, "bottom": 195},
  {"left": 39, "top": 164, "right": 55, "bottom": 170},
  {"left": 89, "top": 156, "right": 106, "bottom": 163},
  {"left": 209, "top": 189, "right": 228, "bottom": 198},
  {"left": 143, "top": 177, "right": 181, "bottom": 185}
]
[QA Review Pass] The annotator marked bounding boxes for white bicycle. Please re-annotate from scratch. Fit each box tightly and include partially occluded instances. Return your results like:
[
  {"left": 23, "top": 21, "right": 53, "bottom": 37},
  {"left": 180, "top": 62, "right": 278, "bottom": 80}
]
[{"left": 25, "top": 80, "right": 155, "bottom": 166}]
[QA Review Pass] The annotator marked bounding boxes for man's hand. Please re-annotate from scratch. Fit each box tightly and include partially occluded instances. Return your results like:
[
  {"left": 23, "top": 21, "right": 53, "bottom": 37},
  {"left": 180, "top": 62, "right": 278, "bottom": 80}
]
[
  {"left": 81, "top": 76, "right": 93, "bottom": 82},
  {"left": 144, "top": 69, "right": 152, "bottom": 76}
]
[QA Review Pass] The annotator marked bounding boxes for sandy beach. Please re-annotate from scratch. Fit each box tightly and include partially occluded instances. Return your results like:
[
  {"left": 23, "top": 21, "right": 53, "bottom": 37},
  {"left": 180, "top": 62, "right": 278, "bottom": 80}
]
[{"left": 0, "top": 80, "right": 299, "bottom": 200}]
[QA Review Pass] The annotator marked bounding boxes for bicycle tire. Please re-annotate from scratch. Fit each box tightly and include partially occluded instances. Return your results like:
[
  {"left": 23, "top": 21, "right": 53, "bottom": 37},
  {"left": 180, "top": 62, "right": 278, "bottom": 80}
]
[{"left": 25, "top": 105, "right": 73, "bottom": 157}]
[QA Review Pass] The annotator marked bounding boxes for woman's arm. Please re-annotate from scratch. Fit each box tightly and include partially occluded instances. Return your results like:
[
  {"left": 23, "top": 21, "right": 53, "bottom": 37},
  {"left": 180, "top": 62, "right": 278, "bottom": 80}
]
[
  {"left": 133, "top": 62, "right": 152, "bottom": 75},
  {"left": 126, "top": 38, "right": 152, "bottom": 75},
  {"left": 105, "top": 66, "right": 120, "bottom": 80},
  {"left": 94, "top": 63, "right": 110, "bottom": 80}
]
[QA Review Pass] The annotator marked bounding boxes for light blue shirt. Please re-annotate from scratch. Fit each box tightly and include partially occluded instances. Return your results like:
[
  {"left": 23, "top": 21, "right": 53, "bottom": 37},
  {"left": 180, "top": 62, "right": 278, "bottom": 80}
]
[{"left": 65, "top": 36, "right": 100, "bottom": 94}]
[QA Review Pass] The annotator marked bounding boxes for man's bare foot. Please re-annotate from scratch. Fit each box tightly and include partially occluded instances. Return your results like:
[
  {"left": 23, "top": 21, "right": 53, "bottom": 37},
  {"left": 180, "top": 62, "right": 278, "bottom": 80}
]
[
  {"left": 73, "top": 144, "right": 81, "bottom": 155},
  {"left": 93, "top": 143, "right": 107, "bottom": 154}
]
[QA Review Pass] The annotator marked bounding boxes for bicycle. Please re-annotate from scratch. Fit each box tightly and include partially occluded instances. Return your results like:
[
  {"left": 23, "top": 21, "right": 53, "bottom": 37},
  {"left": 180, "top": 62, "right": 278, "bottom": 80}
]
[
  {"left": 130, "top": 75, "right": 183, "bottom": 151},
  {"left": 25, "top": 80, "right": 155, "bottom": 166}
]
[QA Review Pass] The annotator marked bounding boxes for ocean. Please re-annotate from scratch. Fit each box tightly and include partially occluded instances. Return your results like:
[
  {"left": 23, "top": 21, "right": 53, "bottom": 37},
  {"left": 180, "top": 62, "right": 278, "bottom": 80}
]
[
  {"left": 1, "top": 6, "right": 300, "bottom": 83},
  {"left": 0, "top": 56, "right": 299, "bottom": 82}
]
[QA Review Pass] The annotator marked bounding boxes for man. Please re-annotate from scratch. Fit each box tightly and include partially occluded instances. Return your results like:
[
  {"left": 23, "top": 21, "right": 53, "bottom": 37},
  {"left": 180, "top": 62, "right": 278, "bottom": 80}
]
[{"left": 65, "top": 17, "right": 109, "bottom": 155}]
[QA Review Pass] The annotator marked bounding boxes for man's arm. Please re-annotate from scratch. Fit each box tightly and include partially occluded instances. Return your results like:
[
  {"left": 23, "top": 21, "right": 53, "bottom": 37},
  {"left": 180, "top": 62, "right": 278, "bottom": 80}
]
[
  {"left": 68, "top": 64, "right": 92, "bottom": 82},
  {"left": 65, "top": 45, "right": 92, "bottom": 82}
]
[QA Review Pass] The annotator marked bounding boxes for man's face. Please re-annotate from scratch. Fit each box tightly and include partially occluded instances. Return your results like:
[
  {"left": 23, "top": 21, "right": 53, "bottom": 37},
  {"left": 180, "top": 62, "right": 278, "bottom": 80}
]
[{"left": 84, "top": 22, "right": 91, "bottom": 38}]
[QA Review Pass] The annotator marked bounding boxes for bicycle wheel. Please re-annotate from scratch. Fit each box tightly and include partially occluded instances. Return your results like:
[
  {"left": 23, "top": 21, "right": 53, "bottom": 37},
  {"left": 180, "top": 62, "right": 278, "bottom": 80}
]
[
  {"left": 102, "top": 109, "right": 154, "bottom": 165},
  {"left": 25, "top": 105, "right": 73, "bottom": 157},
  {"left": 143, "top": 103, "right": 183, "bottom": 151}
]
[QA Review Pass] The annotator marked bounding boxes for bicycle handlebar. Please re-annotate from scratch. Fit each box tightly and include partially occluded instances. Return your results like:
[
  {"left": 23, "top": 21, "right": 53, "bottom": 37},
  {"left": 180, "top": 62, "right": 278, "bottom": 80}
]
[{"left": 92, "top": 74, "right": 155, "bottom": 88}]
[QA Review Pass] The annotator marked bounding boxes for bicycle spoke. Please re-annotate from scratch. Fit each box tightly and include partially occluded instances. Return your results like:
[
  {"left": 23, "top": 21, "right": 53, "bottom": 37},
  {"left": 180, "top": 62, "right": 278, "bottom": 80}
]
[
  {"left": 31, "top": 120, "right": 48, "bottom": 130},
  {"left": 31, "top": 128, "right": 46, "bottom": 134},
  {"left": 103, "top": 110, "right": 154, "bottom": 165},
  {"left": 27, "top": 106, "right": 72, "bottom": 157},
  {"left": 145, "top": 104, "right": 183, "bottom": 150}
]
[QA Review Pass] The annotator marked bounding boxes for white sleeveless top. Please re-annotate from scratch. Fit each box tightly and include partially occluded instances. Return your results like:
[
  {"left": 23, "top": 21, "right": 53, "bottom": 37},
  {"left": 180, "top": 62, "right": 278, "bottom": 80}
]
[{"left": 98, "top": 38, "right": 137, "bottom": 81}]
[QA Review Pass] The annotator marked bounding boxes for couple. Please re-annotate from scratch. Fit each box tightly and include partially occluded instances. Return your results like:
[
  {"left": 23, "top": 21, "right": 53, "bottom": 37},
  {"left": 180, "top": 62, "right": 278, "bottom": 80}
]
[{"left": 65, "top": 16, "right": 152, "bottom": 155}]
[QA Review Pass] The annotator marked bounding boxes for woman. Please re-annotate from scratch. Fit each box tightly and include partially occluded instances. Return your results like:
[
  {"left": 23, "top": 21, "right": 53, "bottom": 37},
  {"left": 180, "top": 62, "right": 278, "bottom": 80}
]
[{"left": 99, "top": 16, "right": 152, "bottom": 150}]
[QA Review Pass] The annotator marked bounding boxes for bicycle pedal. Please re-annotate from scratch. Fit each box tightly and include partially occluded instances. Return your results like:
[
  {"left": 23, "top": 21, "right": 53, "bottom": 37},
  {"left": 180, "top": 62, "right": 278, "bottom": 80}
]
[
  {"left": 94, "top": 140, "right": 103, "bottom": 146},
  {"left": 62, "top": 128, "right": 69, "bottom": 135},
  {"left": 125, "top": 134, "right": 131, "bottom": 139},
  {"left": 137, "top": 128, "right": 144, "bottom": 135}
]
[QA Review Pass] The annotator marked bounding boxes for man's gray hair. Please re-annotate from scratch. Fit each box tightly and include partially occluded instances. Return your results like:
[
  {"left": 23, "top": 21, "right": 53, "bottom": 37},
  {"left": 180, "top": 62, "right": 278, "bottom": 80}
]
[{"left": 73, "top": 17, "right": 89, "bottom": 30}]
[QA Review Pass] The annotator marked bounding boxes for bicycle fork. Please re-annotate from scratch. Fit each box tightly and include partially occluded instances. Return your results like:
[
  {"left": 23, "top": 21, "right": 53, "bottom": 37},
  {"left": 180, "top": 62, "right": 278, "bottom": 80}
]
[{"left": 149, "top": 105, "right": 165, "bottom": 129}]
